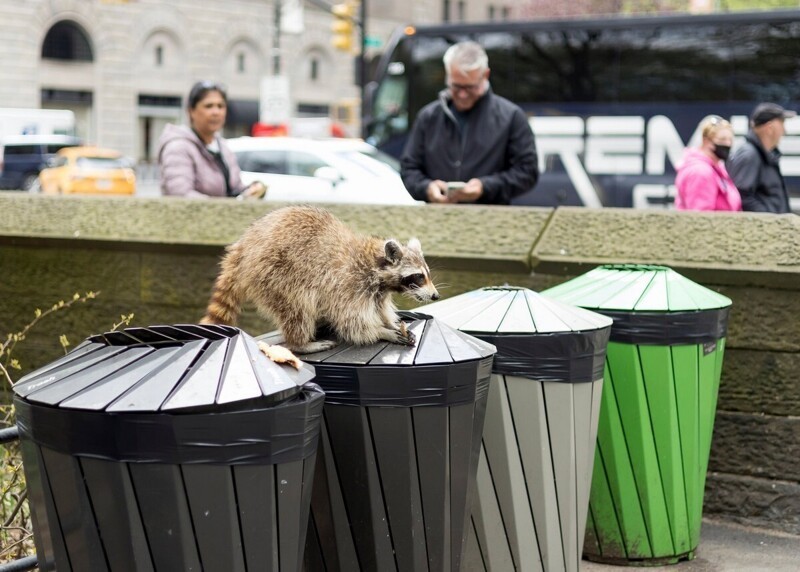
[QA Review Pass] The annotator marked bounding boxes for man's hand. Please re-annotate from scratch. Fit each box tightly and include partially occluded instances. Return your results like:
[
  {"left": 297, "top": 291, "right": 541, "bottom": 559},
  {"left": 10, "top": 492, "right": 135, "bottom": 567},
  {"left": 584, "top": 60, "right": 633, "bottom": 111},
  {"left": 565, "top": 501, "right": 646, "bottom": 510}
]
[
  {"left": 426, "top": 180, "right": 449, "bottom": 203},
  {"left": 449, "top": 178, "right": 483, "bottom": 203}
]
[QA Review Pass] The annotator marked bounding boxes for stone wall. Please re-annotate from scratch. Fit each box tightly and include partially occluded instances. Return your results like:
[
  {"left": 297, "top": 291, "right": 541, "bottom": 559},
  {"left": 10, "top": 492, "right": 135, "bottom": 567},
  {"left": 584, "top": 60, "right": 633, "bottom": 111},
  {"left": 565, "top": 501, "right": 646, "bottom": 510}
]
[{"left": 1, "top": 192, "right": 798, "bottom": 534}]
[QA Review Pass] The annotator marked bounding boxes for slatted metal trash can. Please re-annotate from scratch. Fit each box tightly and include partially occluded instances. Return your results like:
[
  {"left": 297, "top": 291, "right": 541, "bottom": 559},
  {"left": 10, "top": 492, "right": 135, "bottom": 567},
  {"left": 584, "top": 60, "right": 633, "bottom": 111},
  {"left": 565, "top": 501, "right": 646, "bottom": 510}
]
[
  {"left": 13, "top": 324, "right": 324, "bottom": 572},
  {"left": 419, "top": 286, "right": 613, "bottom": 571},
  {"left": 260, "top": 312, "right": 496, "bottom": 572},
  {"left": 543, "top": 265, "right": 732, "bottom": 565}
]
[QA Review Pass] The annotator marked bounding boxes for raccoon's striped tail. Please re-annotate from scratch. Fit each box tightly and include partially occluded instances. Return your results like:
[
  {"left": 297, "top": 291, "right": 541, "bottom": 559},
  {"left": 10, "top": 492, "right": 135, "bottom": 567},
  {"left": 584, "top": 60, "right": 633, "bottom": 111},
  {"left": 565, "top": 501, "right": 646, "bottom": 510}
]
[{"left": 200, "top": 244, "right": 244, "bottom": 326}]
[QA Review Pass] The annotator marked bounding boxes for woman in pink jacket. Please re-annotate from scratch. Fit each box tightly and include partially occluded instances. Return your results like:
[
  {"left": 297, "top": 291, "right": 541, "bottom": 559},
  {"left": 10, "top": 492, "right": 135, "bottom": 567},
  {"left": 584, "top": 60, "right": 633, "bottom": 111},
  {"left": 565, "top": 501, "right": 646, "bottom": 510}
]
[
  {"left": 157, "top": 81, "right": 266, "bottom": 199},
  {"left": 675, "top": 116, "right": 741, "bottom": 211}
]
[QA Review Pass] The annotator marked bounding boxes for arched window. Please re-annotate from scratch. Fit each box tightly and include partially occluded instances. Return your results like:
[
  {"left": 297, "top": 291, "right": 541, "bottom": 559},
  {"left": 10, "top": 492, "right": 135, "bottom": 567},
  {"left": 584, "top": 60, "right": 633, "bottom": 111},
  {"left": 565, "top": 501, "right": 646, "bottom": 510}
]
[{"left": 42, "top": 21, "right": 93, "bottom": 61}]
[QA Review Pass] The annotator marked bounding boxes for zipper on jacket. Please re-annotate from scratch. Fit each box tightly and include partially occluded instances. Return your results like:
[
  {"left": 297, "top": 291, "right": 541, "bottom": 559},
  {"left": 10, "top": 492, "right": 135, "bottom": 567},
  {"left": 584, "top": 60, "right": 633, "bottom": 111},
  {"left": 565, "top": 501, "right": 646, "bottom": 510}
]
[{"left": 438, "top": 90, "right": 465, "bottom": 181}]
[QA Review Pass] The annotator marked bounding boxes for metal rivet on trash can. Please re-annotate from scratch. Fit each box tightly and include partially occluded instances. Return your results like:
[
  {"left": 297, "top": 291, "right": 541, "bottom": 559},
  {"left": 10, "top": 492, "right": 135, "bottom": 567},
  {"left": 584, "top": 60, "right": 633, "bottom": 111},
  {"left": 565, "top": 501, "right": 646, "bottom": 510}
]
[
  {"left": 14, "top": 324, "right": 324, "bottom": 572},
  {"left": 260, "top": 311, "right": 497, "bottom": 572},
  {"left": 419, "top": 286, "right": 613, "bottom": 571},
  {"left": 544, "top": 264, "right": 732, "bottom": 565}
]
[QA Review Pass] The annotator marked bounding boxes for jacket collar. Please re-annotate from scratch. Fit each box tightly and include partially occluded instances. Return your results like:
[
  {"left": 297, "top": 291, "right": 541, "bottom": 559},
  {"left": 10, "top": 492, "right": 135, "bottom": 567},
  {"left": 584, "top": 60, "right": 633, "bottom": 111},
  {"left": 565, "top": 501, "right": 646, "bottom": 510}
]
[
  {"left": 437, "top": 85, "right": 493, "bottom": 124},
  {"left": 745, "top": 130, "right": 781, "bottom": 165}
]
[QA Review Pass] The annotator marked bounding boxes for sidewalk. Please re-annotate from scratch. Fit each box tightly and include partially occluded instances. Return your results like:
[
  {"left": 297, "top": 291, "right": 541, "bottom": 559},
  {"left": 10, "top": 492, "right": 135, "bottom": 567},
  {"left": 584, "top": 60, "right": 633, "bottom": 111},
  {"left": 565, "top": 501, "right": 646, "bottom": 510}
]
[{"left": 582, "top": 518, "right": 800, "bottom": 572}]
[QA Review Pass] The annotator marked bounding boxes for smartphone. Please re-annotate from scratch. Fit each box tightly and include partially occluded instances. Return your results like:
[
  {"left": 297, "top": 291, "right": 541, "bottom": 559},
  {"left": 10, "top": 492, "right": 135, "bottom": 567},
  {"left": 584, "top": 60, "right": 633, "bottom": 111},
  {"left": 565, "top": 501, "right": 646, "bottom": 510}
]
[{"left": 446, "top": 181, "right": 465, "bottom": 197}]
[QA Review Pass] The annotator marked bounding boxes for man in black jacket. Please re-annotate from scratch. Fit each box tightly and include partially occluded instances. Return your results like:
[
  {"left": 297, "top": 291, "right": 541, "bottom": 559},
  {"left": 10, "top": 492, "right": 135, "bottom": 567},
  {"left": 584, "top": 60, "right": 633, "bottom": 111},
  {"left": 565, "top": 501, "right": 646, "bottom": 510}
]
[
  {"left": 728, "top": 102, "right": 796, "bottom": 214},
  {"left": 400, "top": 41, "right": 538, "bottom": 204}
]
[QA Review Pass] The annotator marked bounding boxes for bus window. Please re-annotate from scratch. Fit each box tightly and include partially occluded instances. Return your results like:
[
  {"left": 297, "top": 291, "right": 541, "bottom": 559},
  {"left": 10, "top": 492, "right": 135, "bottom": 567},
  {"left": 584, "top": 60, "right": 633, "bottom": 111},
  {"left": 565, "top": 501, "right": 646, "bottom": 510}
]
[
  {"left": 729, "top": 21, "right": 800, "bottom": 102},
  {"left": 479, "top": 28, "right": 619, "bottom": 104},
  {"left": 366, "top": 38, "right": 414, "bottom": 151},
  {"left": 615, "top": 24, "right": 732, "bottom": 103}
]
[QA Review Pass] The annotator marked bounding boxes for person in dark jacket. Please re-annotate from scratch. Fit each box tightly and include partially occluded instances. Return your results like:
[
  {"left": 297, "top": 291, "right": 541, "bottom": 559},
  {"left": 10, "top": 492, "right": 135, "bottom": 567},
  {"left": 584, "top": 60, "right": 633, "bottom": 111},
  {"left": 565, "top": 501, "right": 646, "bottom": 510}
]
[
  {"left": 400, "top": 41, "right": 538, "bottom": 204},
  {"left": 728, "top": 102, "right": 796, "bottom": 214}
]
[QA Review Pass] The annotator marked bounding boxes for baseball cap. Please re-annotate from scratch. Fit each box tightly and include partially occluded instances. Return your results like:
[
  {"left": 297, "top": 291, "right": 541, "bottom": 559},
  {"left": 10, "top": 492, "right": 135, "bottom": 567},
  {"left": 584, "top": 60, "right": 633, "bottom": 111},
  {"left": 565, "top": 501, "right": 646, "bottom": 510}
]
[{"left": 751, "top": 103, "right": 796, "bottom": 127}]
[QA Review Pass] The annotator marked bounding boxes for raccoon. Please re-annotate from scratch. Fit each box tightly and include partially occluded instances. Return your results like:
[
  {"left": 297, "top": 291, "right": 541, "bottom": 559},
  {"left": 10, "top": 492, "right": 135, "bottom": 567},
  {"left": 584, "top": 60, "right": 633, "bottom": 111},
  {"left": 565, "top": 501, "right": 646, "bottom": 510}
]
[{"left": 201, "top": 205, "right": 439, "bottom": 354}]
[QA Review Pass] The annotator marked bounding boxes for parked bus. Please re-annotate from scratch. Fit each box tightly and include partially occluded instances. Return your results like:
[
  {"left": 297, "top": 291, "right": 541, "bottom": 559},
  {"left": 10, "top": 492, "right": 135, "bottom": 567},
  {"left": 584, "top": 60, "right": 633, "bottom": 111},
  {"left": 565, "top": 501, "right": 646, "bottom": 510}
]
[{"left": 364, "top": 10, "right": 800, "bottom": 209}]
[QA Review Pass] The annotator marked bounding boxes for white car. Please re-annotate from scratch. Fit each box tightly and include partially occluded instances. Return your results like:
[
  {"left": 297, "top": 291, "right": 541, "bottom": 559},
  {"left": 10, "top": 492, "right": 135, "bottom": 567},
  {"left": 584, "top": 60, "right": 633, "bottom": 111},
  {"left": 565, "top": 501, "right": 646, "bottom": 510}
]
[{"left": 226, "top": 137, "right": 419, "bottom": 205}]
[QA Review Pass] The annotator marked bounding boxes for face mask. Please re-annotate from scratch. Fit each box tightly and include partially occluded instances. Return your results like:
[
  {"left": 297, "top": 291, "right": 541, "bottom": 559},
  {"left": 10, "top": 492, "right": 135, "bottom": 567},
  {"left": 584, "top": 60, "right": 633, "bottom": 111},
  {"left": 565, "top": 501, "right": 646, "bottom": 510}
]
[{"left": 713, "top": 144, "right": 731, "bottom": 161}]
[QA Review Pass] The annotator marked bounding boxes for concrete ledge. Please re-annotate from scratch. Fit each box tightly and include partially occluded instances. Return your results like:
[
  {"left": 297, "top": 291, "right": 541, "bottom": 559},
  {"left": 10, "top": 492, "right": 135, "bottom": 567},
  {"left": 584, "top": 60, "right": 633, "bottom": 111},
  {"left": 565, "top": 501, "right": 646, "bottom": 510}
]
[
  {"left": 0, "top": 193, "right": 551, "bottom": 273},
  {"left": 531, "top": 207, "right": 800, "bottom": 288}
]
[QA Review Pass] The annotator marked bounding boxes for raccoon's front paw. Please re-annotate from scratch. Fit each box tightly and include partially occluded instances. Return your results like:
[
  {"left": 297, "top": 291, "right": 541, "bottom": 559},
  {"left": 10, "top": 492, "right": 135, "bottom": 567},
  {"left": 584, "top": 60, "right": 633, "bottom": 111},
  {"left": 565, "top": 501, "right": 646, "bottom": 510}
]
[
  {"left": 396, "top": 322, "right": 416, "bottom": 346},
  {"left": 380, "top": 323, "right": 416, "bottom": 347}
]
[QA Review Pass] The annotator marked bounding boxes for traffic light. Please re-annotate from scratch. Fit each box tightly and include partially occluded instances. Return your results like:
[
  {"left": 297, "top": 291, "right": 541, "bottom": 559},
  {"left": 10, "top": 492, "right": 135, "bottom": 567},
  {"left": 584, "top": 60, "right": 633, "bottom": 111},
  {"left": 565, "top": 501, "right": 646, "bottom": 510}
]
[{"left": 331, "top": 1, "right": 357, "bottom": 53}]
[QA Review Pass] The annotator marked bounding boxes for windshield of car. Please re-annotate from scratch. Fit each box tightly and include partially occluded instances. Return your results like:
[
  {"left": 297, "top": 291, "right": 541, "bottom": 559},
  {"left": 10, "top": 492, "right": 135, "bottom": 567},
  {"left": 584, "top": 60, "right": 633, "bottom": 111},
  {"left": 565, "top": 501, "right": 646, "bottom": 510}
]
[
  {"left": 356, "top": 147, "right": 401, "bottom": 171},
  {"left": 334, "top": 150, "right": 399, "bottom": 178},
  {"left": 75, "top": 157, "right": 127, "bottom": 169}
]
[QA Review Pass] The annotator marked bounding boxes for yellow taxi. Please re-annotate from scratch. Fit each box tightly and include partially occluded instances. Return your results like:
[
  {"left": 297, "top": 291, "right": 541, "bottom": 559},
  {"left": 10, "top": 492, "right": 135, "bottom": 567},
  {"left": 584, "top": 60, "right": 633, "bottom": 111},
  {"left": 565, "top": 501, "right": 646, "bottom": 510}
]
[{"left": 39, "top": 146, "right": 136, "bottom": 195}]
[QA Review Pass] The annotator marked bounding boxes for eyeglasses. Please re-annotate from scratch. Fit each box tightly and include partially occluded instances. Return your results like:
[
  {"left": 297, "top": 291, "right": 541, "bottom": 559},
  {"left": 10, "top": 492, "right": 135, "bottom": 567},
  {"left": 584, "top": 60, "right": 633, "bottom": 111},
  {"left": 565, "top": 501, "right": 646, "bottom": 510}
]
[
  {"left": 196, "top": 80, "right": 227, "bottom": 92},
  {"left": 447, "top": 81, "right": 483, "bottom": 94},
  {"left": 704, "top": 114, "right": 732, "bottom": 132}
]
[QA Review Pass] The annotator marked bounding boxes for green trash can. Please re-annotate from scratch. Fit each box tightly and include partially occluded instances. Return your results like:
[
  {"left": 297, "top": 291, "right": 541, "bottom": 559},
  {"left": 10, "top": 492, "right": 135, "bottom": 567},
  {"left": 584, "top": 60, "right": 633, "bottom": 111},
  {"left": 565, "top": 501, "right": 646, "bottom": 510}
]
[
  {"left": 419, "top": 286, "right": 612, "bottom": 572},
  {"left": 543, "top": 264, "right": 732, "bottom": 566}
]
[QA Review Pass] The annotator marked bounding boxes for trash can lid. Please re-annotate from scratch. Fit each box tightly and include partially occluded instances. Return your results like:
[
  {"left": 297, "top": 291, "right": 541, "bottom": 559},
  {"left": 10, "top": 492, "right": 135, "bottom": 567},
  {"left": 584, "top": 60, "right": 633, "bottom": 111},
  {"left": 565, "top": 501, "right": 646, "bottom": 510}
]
[
  {"left": 13, "top": 324, "right": 315, "bottom": 412},
  {"left": 258, "top": 313, "right": 497, "bottom": 407},
  {"left": 258, "top": 312, "right": 496, "bottom": 367},
  {"left": 416, "top": 286, "right": 612, "bottom": 334},
  {"left": 417, "top": 286, "right": 611, "bottom": 384},
  {"left": 542, "top": 264, "right": 732, "bottom": 312}
]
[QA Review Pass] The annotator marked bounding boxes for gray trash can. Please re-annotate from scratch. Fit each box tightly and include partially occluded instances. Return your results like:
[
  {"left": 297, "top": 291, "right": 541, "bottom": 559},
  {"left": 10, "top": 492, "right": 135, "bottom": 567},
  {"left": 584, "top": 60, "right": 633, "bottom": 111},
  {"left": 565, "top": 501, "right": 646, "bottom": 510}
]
[
  {"left": 259, "top": 312, "right": 497, "bottom": 572},
  {"left": 13, "top": 324, "right": 324, "bottom": 572},
  {"left": 419, "top": 286, "right": 613, "bottom": 571}
]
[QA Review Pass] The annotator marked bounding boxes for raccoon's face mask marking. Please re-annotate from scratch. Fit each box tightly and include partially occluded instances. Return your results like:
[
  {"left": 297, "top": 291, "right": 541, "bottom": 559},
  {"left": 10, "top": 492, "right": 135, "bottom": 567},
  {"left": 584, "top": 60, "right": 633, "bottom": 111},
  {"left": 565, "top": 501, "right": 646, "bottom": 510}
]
[
  {"left": 400, "top": 268, "right": 439, "bottom": 302},
  {"left": 401, "top": 273, "right": 426, "bottom": 289},
  {"left": 381, "top": 238, "right": 439, "bottom": 301}
]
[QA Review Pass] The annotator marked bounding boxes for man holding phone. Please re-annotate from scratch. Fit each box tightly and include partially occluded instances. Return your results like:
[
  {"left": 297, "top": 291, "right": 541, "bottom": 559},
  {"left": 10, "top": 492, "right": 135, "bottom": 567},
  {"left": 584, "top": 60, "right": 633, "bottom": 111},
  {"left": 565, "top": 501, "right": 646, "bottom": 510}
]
[{"left": 400, "top": 41, "right": 539, "bottom": 204}]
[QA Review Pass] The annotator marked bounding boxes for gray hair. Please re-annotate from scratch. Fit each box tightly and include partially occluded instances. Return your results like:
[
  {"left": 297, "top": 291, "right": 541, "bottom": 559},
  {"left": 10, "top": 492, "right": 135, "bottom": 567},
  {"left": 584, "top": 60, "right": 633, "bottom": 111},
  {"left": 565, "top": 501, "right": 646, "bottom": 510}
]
[{"left": 443, "top": 41, "right": 489, "bottom": 75}]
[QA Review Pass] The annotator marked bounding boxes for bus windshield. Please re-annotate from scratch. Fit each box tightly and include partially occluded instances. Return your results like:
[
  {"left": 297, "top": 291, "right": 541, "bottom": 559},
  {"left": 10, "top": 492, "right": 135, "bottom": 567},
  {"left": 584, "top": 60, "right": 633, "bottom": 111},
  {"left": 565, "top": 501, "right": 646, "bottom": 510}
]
[{"left": 365, "top": 11, "right": 800, "bottom": 209}]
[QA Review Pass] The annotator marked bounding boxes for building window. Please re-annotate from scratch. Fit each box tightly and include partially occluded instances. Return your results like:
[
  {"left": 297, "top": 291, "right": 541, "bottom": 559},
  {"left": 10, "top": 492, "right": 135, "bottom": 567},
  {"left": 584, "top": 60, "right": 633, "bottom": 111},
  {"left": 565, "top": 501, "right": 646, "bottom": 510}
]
[
  {"left": 501, "top": 5, "right": 510, "bottom": 20},
  {"left": 155, "top": 45, "right": 163, "bottom": 66},
  {"left": 310, "top": 58, "right": 319, "bottom": 81},
  {"left": 237, "top": 52, "right": 246, "bottom": 73},
  {"left": 488, "top": 5, "right": 495, "bottom": 20},
  {"left": 41, "top": 20, "right": 93, "bottom": 61},
  {"left": 457, "top": 1, "right": 465, "bottom": 21}
]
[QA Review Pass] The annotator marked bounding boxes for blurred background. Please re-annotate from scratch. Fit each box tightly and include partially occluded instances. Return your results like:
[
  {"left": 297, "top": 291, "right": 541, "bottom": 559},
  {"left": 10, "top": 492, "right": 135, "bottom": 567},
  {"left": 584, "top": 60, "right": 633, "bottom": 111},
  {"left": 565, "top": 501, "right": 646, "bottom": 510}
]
[{"left": 1, "top": 0, "right": 798, "bottom": 203}]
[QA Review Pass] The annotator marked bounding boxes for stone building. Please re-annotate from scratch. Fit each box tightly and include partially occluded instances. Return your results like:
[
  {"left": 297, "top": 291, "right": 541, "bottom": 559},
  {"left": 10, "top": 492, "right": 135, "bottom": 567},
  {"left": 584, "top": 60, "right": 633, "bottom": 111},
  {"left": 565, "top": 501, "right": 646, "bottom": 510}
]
[{"left": 0, "top": 0, "right": 521, "bottom": 162}]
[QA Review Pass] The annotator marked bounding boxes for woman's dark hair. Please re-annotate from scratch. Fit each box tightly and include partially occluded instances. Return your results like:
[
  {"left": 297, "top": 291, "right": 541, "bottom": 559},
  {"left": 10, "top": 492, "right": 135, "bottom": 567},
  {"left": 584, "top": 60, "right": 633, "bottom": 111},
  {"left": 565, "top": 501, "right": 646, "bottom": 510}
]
[{"left": 187, "top": 81, "right": 227, "bottom": 109}]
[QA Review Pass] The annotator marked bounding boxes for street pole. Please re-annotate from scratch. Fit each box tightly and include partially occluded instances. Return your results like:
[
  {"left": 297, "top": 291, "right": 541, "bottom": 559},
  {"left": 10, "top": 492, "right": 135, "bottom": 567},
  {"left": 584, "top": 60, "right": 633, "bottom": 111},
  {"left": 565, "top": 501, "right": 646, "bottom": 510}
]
[
  {"left": 273, "top": 0, "right": 282, "bottom": 75},
  {"left": 359, "top": 0, "right": 367, "bottom": 138}
]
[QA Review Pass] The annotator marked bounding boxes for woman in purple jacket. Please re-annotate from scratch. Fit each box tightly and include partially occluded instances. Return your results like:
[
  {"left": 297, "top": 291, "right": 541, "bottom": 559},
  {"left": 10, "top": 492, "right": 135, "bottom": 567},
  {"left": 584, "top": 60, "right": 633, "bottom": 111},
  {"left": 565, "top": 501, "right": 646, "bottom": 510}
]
[
  {"left": 675, "top": 116, "right": 741, "bottom": 212},
  {"left": 157, "top": 81, "right": 266, "bottom": 199}
]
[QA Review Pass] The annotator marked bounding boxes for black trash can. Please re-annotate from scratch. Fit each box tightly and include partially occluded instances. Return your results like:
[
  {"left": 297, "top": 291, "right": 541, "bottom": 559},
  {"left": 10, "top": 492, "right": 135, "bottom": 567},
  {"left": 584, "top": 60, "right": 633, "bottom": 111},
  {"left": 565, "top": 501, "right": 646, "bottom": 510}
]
[
  {"left": 13, "top": 324, "right": 324, "bottom": 572},
  {"left": 419, "top": 286, "right": 613, "bottom": 571},
  {"left": 259, "top": 312, "right": 497, "bottom": 572}
]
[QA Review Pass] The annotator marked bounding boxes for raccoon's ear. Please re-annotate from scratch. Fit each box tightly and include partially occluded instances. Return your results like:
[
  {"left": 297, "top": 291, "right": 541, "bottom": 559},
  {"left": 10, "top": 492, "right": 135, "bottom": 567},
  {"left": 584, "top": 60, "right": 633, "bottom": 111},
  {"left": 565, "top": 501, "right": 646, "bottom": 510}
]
[
  {"left": 407, "top": 237, "right": 422, "bottom": 253},
  {"left": 384, "top": 239, "right": 403, "bottom": 263}
]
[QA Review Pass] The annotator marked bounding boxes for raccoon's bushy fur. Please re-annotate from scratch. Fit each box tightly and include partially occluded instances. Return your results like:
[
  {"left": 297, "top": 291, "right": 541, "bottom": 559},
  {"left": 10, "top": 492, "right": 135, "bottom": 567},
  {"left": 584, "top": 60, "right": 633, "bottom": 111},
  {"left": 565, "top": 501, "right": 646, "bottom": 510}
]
[{"left": 201, "top": 206, "right": 439, "bottom": 353}]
